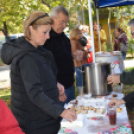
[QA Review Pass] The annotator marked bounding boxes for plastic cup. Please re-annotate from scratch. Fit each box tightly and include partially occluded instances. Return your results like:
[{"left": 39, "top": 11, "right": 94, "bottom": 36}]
[{"left": 107, "top": 106, "right": 116, "bottom": 125}]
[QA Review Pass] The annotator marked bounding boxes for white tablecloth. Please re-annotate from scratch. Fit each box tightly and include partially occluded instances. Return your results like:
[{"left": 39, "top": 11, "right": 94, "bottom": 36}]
[{"left": 58, "top": 92, "right": 132, "bottom": 134}]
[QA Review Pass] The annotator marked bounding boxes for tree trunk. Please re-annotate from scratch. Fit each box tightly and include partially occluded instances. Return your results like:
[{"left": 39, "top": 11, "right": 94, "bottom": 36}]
[
  {"left": 108, "top": 8, "right": 112, "bottom": 50},
  {"left": 80, "top": 0, "right": 84, "bottom": 24},
  {"left": 1, "top": 22, "right": 9, "bottom": 40},
  {"left": 41, "top": 0, "right": 51, "bottom": 8}
]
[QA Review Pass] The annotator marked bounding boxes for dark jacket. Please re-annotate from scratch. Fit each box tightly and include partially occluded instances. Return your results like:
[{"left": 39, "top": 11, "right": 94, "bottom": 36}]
[
  {"left": 1, "top": 37, "right": 64, "bottom": 134},
  {"left": 120, "top": 70, "right": 134, "bottom": 110},
  {"left": 117, "top": 33, "right": 129, "bottom": 53},
  {"left": 113, "top": 38, "right": 120, "bottom": 51},
  {"left": 43, "top": 29, "right": 74, "bottom": 89}
]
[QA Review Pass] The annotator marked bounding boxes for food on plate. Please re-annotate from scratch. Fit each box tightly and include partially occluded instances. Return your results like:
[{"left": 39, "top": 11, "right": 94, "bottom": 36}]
[
  {"left": 82, "top": 110, "right": 88, "bottom": 114},
  {"left": 72, "top": 107, "right": 77, "bottom": 111},
  {"left": 88, "top": 106, "right": 95, "bottom": 110},
  {"left": 93, "top": 108, "right": 106, "bottom": 114},
  {"left": 94, "top": 108, "right": 101, "bottom": 113},
  {"left": 113, "top": 94, "right": 117, "bottom": 97},
  {"left": 116, "top": 107, "right": 123, "bottom": 113},
  {"left": 76, "top": 105, "right": 84, "bottom": 110},
  {"left": 76, "top": 110, "right": 82, "bottom": 114},
  {"left": 68, "top": 100, "right": 106, "bottom": 115},
  {"left": 70, "top": 100, "right": 78, "bottom": 106},
  {"left": 101, "top": 108, "right": 105, "bottom": 114},
  {"left": 83, "top": 106, "right": 89, "bottom": 110}
]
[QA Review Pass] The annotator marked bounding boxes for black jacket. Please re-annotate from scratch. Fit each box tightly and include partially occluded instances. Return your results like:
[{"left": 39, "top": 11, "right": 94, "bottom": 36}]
[
  {"left": 1, "top": 37, "right": 64, "bottom": 134},
  {"left": 120, "top": 70, "right": 134, "bottom": 110},
  {"left": 43, "top": 29, "right": 74, "bottom": 89}
]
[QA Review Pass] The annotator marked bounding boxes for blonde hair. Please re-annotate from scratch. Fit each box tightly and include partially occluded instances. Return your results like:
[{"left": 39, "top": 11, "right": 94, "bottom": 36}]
[
  {"left": 23, "top": 11, "right": 53, "bottom": 39},
  {"left": 83, "top": 25, "right": 89, "bottom": 33},
  {"left": 70, "top": 28, "right": 80, "bottom": 40}
]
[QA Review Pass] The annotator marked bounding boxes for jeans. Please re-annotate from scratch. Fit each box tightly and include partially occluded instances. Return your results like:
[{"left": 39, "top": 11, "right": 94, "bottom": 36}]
[
  {"left": 75, "top": 67, "right": 83, "bottom": 87},
  {"left": 61, "top": 85, "right": 75, "bottom": 107},
  {"left": 121, "top": 52, "right": 126, "bottom": 60}
]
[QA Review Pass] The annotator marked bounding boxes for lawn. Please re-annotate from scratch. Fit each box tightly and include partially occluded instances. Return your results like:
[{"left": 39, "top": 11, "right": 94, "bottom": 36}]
[{"left": 0, "top": 88, "right": 11, "bottom": 108}]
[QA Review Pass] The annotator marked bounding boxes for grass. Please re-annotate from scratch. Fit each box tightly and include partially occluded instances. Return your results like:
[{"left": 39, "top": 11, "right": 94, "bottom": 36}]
[
  {"left": 0, "top": 88, "right": 11, "bottom": 108},
  {"left": 0, "top": 59, "right": 5, "bottom": 66}
]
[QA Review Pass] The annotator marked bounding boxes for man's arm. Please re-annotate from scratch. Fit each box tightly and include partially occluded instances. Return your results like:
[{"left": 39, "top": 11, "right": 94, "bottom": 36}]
[{"left": 120, "top": 69, "right": 134, "bottom": 84}]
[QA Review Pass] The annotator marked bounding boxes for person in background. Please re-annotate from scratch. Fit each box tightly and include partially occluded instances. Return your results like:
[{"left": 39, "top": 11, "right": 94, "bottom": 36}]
[
  {"left": 70, "top": 28, "right": 88, "bottom": 94},
  {"left": 107, "top": 19, "right": 134, "bottom": 110},
  {"left": 93, "top": 22, "right": 107, "bottom": 52},
  {"left": 0, "top": 99, "right": 25, "bottom": 134},
  {"left": 83, "top": 25, "right": 93, "bottom": 63},
  {"left": 75, "top": 24, "right": 83, "bottom": 33},
  {"left": 75, "top": 25, "right": 89, "bottom": 54},
  {"left": 114, "top": 27, "right": 129, "bottom": 59},
  {"left": 113, "top": 37, "right": 120, "bottom": 51},
  {"left": 1, "top": 11, "right": 76, "bottom": 134},
  {"left": 43, "top": 6, "right": 75, "bottom": 107}
]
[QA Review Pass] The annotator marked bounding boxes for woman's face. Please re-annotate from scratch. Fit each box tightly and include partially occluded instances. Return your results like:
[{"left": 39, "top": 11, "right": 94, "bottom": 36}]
[
  {"left": 76, "top": 30, "right": 83, "bottom": 39},
  {"left": 115, "top": 29, "right": 120, "bottom": 37},
  {"left": 30, "top": 25, "right": 51, "bottom": 47}
]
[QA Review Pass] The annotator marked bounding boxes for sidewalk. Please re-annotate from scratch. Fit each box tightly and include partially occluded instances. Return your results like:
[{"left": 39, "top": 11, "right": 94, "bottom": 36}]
[
  {"left": 124, "top": 59, "right": 134, "bottom": 68},
  {"left": 0, "top": 66, "right": 10, "bottom": 89}
]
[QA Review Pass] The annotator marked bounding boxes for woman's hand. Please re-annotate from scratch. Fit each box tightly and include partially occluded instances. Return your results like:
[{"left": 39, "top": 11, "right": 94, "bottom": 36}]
[
  {"left": 59, "top": 92, "right": 67, "bottom": 102},
  {"left": 107, "top": 75, "right": 120, "bottom": 86},
  {"left": 57, "top": 82, "right": 67, "bottom": 102},
  {"left": 60, "top": 109, "right": 77, "bottom": 122},
  {"left": 108, "top": 99, "right": 125, "bottom": 107}
]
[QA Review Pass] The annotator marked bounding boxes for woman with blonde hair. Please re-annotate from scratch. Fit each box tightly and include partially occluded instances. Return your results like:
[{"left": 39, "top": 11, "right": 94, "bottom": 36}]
[
  {"left": 1, "top": 11, "right": 76, "bottom": 134},
  {"left": 82, "top": 25, "right": 93, "bottom": 63},
  {"left": 70, "top": 28, "right": 88, "bottom": 94}
]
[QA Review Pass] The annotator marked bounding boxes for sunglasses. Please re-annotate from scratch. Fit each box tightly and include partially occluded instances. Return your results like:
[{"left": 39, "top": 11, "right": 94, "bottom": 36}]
[{"left": 131, "top": 31, "right": 134, "bottom": 36}]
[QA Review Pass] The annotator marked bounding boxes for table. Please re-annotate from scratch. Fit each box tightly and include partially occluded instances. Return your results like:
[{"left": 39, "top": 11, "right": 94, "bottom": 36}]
[{"left": 58, "top": 92, "right": 132, "bottom": 134}]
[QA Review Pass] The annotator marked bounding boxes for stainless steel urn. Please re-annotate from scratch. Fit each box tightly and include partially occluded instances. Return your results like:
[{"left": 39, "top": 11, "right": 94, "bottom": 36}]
[{"left": 82, "top": 63, "right": 112, "bottom": 96}]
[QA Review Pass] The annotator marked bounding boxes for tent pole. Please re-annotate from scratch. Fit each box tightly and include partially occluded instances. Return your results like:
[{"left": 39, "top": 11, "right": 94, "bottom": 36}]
[
  {"left": 96, "top": 8, "right": 101, "bottom": 52},
  {"left": 88, "top": 0, "right": 95, "bottom": 63}
]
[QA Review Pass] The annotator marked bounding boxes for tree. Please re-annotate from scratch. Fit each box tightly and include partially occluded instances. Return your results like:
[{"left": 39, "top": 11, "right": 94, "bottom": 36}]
[
  {"left": 0, "top": 0, "right": 47, "bottom": 39},
  {"left": 113, "top": 5, "right": 134, "bottom": 56}
]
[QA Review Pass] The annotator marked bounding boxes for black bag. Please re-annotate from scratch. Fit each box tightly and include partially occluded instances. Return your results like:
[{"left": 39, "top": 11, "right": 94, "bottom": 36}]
[{"left": 78, "top": 36, "right": 87, "bottom": 47}]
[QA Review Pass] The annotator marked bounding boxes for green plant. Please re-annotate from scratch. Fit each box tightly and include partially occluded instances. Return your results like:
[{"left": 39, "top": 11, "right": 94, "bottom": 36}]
[{"left": 127, "top": 39, "right": 134, "bottom": 57}]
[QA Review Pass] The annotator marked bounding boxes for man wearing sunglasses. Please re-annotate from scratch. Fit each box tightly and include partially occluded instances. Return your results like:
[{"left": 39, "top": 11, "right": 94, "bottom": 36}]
[{"left": 107, "top": 18, "right": 134, "bottom": 109}]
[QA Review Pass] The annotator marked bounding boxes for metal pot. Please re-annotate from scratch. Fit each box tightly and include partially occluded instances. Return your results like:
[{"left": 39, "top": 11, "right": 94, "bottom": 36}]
[
  {"left": 82, "top": 62, "right": 112, "bottom": 96},
  {"left": 95, "top": 51, "right": 125, "bottom": 73}
]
